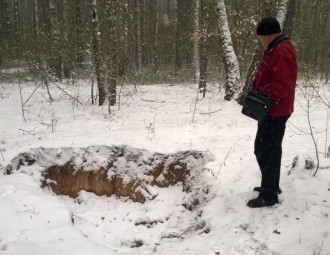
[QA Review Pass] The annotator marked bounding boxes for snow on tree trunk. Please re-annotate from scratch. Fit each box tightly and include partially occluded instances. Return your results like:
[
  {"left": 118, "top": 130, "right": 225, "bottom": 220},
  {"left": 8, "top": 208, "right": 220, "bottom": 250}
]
[
  {"left": 282, "top": 0, "right": 296, "bottom": 36},
  {"left": 276, "top": 0, "right": 289, "bottom": 28},
  {"left": 216, "top": 0, "right": 241, "bottom": 101},
  {"left": 90, "top": 0, "right": 107, "bottom": 106},
  {"left": 75, "top": 0, "right": 85, "bottom": 68},
  {"left": 105, "top": 0, "right": 119, "bottom": 107},
  {"left": 153, "top": 0, "right": 160, "bottom": 74},
  {"left": 175, "top": 0, "right": 192, "bottom": 75},
  {"left": 236, "top": 47, "right": 263, "bottom": 105},
  {"left": 13, "top": 0, "right": 21, "bottom": 58},
  {"left": 48, "top": 0, "right": 62, "bottom": 80},
  {"left": 118, "top": 0, "right": 129, "bottom": 76},
  {"left": 136, "top": 0, "right": 143, "bottom": 72},
  {"left": 193, "top": 0, "right": 200, "bottom": 82},
  {"left": 33, "top": 0, "right": 39, "bottom": 33},
  {"left": 32, "top": 0, "right": 43, "bottom": 73},
  {"left": 62, "top": 0, "right": 72, "bottom": 79},
  {"left": 5, "top": 0, "right": 10, "bottom": 37},
  {"left": 198, "top": 0, "right": 208, "bottom": 97},
  {"left": 236, "top": 0, "right": 286, "bottom": 105}
]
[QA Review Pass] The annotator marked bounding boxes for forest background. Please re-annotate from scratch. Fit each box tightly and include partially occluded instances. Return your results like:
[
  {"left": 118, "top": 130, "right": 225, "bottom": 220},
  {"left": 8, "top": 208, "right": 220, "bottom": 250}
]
[{"left": 0, "top": 0, "right": 329, "bottom": 106}]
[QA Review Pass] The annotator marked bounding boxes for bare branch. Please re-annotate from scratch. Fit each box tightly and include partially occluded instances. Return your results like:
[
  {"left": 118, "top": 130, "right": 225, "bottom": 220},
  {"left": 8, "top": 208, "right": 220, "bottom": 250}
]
[
  {"left": 51, "top": 82, "right": 83, "bottom": 105},
  {"left": 23, "top": 82, "right": 42, "bottom": 106},
  {"left": 18, "top": 84, "right": 26, "bottom": 122},
  {"left": 299, "top": 84, "right": 320, "bottom": 176}
]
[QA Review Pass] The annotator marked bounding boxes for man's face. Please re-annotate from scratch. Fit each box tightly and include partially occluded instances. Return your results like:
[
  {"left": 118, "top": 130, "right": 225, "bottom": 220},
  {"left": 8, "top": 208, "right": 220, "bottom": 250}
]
[
  {"left": 258, "top": 35, "right": 270, "bottom": 48},
  {"left": 258, "top": 33, "right": 281, "bottom": 49}
]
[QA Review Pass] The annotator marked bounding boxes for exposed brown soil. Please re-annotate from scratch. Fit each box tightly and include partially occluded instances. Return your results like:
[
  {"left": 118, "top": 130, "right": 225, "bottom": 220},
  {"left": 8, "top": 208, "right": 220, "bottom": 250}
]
[
  {"left": 6, "top": 145, "right": 212, "bottom": 204},
  {"left": 42, "top": 158, "right": 187, "bottom": 203}
]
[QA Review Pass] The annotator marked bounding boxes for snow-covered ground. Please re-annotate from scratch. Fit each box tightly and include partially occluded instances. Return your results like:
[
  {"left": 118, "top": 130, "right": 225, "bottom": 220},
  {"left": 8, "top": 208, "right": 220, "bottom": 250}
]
[{"left": 0, "top": 80, "right": 330, "bottom": 255}]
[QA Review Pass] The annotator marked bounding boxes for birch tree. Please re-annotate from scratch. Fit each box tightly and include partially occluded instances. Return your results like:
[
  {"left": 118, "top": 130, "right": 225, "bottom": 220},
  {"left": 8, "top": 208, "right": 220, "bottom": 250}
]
[
  {"left": 282, "top": 0, "right": 297, "bottom": 36},
  {"left": 193, "top": 0, "right": 200, "bottom": 82},
  {"left": 118, "top": 0, "right": 129, "bottom": 76},
  {"left": 5, "top": 0, "right": 10, "bottom": 40},
  {"left": 276, "top": 0, "right": 289, "bottom": 26},
  {"left": 1, "top": 0, "right": 329, "bottom": 87},
  {"left": 136, "top": 0, "right": 143, "bottom": 72},
  {"left": 75, "top": 0, "right": 85, "bottom": 68},
  {"left": 90, "top": 0, "right": 107, "bottom": 106},
  {"left": 300, "top": 0, "right": 329, "bottom": 74},
  {"left": 236, "top": 0, "right": 277, "bottom": 104},
  {"left": 199, "top": 0, "right": 208, "bottom": 97},
  {"left": 31, "top": 0, "right": 43, "bottom": 73},
  {"left": 216, "top": 0, "right": 240, "bottom": 101},
  {"left": 13, "top": 0, "right": 21, "bottom": 58},
  {"left": 153, "top": 0, "right": 160, "bottom": 74},
  {"left": 33, "top": 0, "right": 39, "bottom": 37},
  {"left": 61, "top": 0, "right": 72, "bottom": 78},
  {"left": 175, "top": 0, "right": 192, "bottom": 75},
  {"left": 105, "top": 0, "right": 120, "bottom": 107},
  {"left": 48, "top": 0, "right": 62, "bottom": 79}
]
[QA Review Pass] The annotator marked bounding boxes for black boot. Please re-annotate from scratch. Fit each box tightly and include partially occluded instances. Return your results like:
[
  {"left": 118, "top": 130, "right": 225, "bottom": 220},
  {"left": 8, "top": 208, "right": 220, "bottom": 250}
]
[{"left": 247, "top": 195, "right": 279, "bottom": 208}]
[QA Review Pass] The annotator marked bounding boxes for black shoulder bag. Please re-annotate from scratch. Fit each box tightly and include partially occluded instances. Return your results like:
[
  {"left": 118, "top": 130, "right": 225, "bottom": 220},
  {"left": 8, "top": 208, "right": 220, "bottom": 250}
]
[{"left": 241, "top": 90, "right": 274, "bottom": 122}]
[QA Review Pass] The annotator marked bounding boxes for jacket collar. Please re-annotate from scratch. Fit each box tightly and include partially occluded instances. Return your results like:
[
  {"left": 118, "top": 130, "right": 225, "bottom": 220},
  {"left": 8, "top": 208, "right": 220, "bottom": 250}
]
[{"left": 266, "top": 34, "right": 289, "bottom": 52}]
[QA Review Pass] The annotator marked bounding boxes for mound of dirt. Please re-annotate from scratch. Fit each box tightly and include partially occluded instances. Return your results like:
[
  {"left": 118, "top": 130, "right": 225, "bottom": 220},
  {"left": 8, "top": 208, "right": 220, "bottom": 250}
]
[{"left": 6, "top": 145, "right": 213, "bottom": 205}]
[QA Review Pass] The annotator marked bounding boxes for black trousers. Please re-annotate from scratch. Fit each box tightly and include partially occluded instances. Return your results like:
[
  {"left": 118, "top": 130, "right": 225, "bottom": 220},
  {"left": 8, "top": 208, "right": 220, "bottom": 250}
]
[{"left": 254, "top": 115, "right": 290, "bottom": 199}]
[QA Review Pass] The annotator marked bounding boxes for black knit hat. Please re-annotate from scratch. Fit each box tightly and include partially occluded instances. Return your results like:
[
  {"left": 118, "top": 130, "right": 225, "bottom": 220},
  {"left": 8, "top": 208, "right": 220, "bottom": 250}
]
[{"left": 256, "top": 17, "right": 281, "bottom": 35}]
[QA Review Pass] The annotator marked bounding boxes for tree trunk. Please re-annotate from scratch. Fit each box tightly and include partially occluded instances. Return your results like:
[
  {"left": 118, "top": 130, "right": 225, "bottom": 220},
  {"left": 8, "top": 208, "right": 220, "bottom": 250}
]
[
  {"left": 5, "top": 0, "right": 10, "bottom": 37},
  {"left": 153, "top": 0, "right": 160, "bottom": 74},
  {"left": 32, "top": 0, "right": 43, "bottom": 74},
  {"left": 282, "top": 0, "right": 296, "bottom": 36},
  {"left": 216, "top": 0, "right": 241, "bottom": 101},
  {"left": 320, "top": 1, "right": 330, "bottom": 81},
  {"left": 13, "top": 0, "right": 22, "bottom": 59},
  {"left": 48, "top": 0, "right": 62, "bottom": 80},
  {"left": 33, "top": 0, "right": 39, "bottom": 34},
  {"left": 105, "top": 0, "right": 119, "bottom": 107},
  {"left": 90, "top": 0, "right": 107, "bottom": 106},
  {"left": 236, "top": 0, "right": 277, "bottom": 105},
  {"left": 175, "top": 0, "right": 192, "bottom": 75},
  {"left": 61, "top": 0, "right": 72, "bottom": 79},
  {"left": 118, "top": 0, "right": 129, "bottom": 76},
  {"left": 193, "top": 0, "right": 200, "bottom": 82},
  {"left": 236, "top": 47, "right": 263, "bottom": 104},
  {"left": 198, "top": 0, "right": 208, "bottom": 97},
  {"left": 75, "top": 0, "right": 85, "bottom": 68},
  {"left": 276, "top": 0, "right": 289, "bottom": 27},
  {"left": 136, "top": 0, "right": 143, "bottom": 72}
]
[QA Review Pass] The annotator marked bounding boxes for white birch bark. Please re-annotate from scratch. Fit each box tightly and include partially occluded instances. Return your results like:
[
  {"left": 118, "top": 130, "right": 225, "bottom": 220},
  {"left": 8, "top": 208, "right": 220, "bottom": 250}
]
[
  {"left": 276, "top": 0, "right": 289, "bottom": 28},
  {"left": 216, "top": 0, "right": 241, "bottom": 101},
  {"left": 33, "top": 0, "right": 39, "bottom": 32},
  {"left": 14, "top": 0, "right": 21, "bottom": 58},
  {"left": 62, "top": 0, "right": 71, "bottom": 78},
  {"left": 5, "top": 0, "right": 10, "bottom": 36},
  {"left": 48, "top": 0, "right": 61, "bottom": 79},
  {"left": 90, "top": 0, "right": 107, "bottom": 106},
  {"left": 193, "top": 0, "right": 200, "bottom": 82},
  {"left": 105, "top": 0, "right": 119, "bottom": 107},
  {"left": 136, "top": 0, "right": 142, "bottom": 72},
  {"left": 236, "top": 0, "right": 290, "bottom": 104},
  {"left": 153, "top": 0, "right": 160, "bottom": 74},
  {"left": 199, "top": 0, "right": 208, "bottom": 97},
  {"left": 75, "top": 0, "right": 85, "bottom": 67}
]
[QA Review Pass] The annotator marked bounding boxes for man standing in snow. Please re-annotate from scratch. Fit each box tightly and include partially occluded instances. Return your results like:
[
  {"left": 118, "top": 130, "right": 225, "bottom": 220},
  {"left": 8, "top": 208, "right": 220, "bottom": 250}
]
[{"left": 247, "top": 17, "right": 297, "bottom": 208}]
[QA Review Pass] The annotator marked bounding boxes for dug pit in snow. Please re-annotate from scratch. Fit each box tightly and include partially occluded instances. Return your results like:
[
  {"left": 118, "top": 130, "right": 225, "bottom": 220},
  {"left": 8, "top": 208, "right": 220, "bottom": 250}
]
[{"left": 6, "top": 145, "right": 213, "bottom": 204}]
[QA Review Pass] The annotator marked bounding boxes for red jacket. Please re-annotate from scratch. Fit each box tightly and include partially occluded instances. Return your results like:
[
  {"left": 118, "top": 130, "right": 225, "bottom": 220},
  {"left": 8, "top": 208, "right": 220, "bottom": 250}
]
[{"left": 253, "top": 35, "right": 297, "bottom": 116}]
